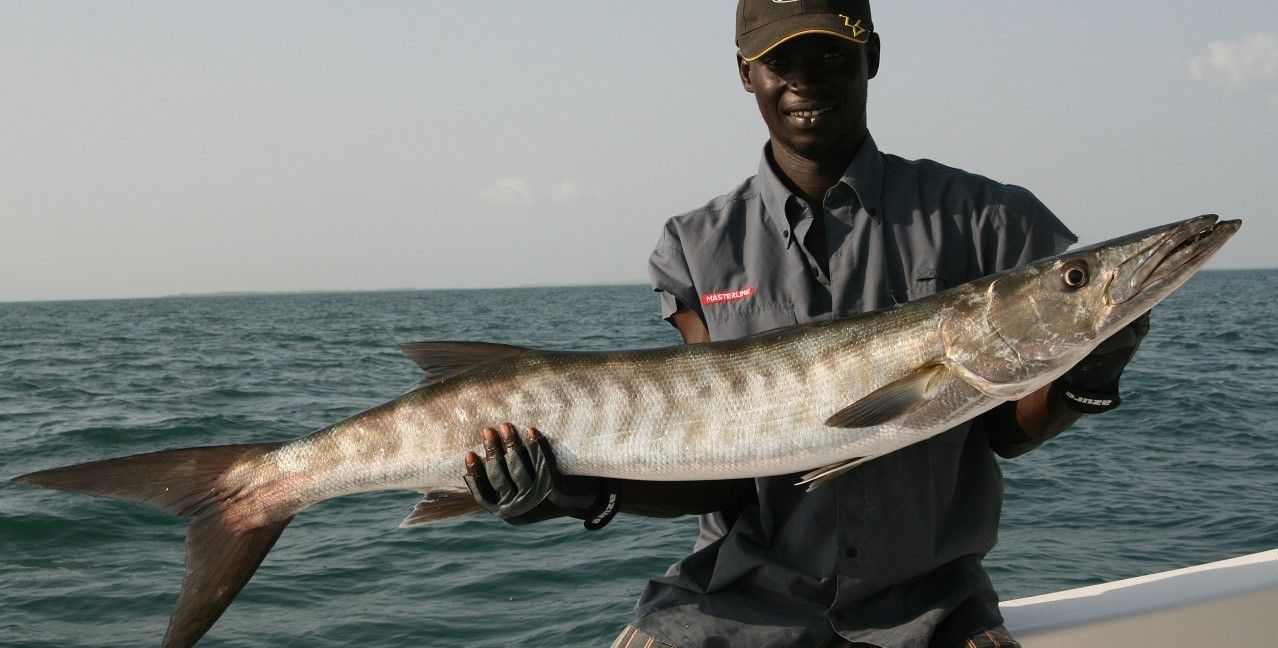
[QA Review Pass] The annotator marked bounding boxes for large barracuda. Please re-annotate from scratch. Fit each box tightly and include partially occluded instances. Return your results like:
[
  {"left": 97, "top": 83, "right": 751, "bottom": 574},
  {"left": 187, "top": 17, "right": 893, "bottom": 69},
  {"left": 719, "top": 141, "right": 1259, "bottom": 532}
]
[{"left": 11, "top": 215, "right": 1239, "bottom": 646}]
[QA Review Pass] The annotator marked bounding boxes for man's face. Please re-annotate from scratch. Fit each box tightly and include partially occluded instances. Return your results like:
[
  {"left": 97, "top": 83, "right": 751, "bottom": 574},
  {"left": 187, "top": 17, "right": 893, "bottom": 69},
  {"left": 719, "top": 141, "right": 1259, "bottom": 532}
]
[{"left": 738, "top": 33, "right": 880, "bottom": 163}]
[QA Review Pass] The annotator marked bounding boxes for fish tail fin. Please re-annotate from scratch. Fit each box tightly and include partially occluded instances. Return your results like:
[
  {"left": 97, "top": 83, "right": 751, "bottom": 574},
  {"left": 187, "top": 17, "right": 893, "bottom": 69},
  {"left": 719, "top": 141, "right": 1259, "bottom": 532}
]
[
  {"left": 12, "top": 442, "right": 295, "bottom": 648},
  {"left": 163, "top": 512, "right": 293, "bottom": 647}
]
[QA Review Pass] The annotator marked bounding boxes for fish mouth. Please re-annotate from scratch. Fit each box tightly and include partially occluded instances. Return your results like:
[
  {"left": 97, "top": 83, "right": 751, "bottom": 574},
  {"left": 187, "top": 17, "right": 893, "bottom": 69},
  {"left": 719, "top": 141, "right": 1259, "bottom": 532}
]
[{"left": 1108, "top": 215, "right": 1242, "bottom": 305}]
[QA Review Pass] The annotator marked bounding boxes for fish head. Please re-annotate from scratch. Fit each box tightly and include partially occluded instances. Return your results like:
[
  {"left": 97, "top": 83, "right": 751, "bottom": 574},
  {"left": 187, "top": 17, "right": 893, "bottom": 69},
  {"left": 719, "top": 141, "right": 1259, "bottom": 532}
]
[{"left": 942, "top": 215, "right": 1240, "bottom": 398}]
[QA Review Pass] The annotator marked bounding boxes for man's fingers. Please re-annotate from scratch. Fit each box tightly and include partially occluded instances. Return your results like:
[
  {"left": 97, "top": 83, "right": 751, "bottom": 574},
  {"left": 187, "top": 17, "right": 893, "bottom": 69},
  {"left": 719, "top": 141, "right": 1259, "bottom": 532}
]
[
  {"left": 499, "top": 422, "right": 522, "bottom": 453},
  {"left": 482, "top": 427, "right": 505, "bottom": 460},
  {"left": 483, "top": 456, "right": 513, "bottom": 501},
  {"left": 463, "top": 452, "right": 499, "bottom": 505},
  {"left": 528, "top": 428, "right": 563, "bottom": 474},
  {"left": 501, "top": 423, "right": 536, "bottom": 492},
  {"left": 464, "top": 422, "right": 570, "bottom": 521},
  {"left": 479, "top": 427, "right": 516, "bottom": 501}
]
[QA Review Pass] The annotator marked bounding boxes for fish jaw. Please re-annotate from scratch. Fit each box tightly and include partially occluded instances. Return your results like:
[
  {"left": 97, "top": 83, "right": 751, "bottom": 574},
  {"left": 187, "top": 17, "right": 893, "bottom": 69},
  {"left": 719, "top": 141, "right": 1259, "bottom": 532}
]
[{"left": 1102, "top": 215, "right": 1240, "bottom": 322}]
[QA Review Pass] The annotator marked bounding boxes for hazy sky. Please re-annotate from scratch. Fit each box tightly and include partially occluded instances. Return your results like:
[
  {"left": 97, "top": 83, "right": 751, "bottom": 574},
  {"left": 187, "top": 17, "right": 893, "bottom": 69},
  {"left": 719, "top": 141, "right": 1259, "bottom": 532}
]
[{"left": 2, "top": 2, "right": 1275, "bottom": 302}]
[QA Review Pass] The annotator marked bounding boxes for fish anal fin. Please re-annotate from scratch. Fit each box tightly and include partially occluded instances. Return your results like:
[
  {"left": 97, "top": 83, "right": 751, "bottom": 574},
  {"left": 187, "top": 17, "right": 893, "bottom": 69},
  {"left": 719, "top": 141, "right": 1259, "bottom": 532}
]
[
  {"left": 398, "top": 341, "right": 533, "bottom": 384},
  {"left": 399, "top": 488, "right": 480, "bottom": 528},
  {"left": 163, "top": 513, "right": 293, "bottom": 648},
  {"left": 825, "top": 363, "right": 948, "bottom": 429},
  {"left": 796, "top": 456, "right": 874, "bottom": 492}
]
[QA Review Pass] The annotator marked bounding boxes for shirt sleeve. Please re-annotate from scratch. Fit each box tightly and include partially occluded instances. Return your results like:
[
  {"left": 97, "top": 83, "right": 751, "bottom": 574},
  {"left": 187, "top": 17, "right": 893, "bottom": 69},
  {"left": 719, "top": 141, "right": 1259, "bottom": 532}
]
[
  {"left": 647, "top": 220, "right": 700, "bottom": 322},
  {"left": 976, "top": 184, "right": 1078, "bottom": 274}
]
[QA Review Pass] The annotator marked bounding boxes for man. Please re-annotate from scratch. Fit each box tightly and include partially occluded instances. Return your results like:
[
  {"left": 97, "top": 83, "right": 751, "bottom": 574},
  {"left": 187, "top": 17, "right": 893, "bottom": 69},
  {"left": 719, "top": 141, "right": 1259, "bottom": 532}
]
[{"left": 463, "top": 1, "right": 1148, "bottom": 646}]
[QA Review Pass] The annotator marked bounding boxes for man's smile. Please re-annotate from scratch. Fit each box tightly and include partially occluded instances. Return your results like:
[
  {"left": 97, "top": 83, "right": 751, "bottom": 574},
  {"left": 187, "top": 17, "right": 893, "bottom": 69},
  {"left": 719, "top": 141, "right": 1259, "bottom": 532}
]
[{"left": 784, "top": 102, "right": 839, "bottom": 127}]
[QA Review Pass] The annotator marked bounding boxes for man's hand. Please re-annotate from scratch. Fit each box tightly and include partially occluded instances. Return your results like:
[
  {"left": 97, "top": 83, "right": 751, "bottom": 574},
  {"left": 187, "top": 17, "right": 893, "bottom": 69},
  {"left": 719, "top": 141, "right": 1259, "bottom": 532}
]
[
  {"left": 463, "top": 422, "right": 619, "bottom": 530},
  {"left": 1056, "top": 311, "right": 1151, "bottom": 413}
]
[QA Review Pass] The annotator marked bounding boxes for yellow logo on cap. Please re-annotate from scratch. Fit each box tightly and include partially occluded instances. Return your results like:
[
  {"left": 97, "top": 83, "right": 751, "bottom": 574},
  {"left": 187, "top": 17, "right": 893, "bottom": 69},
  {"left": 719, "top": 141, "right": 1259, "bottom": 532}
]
[{"left": 838, "top": 15, "right": 868, "bottom": 42}]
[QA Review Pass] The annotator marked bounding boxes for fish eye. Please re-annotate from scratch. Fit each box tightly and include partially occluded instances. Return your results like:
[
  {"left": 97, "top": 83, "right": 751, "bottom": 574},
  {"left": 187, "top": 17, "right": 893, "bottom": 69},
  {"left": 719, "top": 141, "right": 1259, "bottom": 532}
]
[{"left": 1061, "top": 262, "right": 1089, "bottom": 289}]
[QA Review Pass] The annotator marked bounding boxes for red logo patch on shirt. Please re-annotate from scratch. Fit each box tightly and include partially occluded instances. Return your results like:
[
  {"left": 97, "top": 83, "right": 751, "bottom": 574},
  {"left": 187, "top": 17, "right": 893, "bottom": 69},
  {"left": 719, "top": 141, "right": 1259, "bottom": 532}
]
[{"left": 700, "top": 286, "right": 756, "bottom": 306}]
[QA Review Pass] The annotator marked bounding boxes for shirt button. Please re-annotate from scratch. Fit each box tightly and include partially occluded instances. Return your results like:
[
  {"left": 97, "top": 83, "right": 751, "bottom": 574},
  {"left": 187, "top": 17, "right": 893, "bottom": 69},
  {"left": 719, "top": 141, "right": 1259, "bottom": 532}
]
[
  {"left": 782, "top": 229, "right": 790, "bottom": 239},
  {"left": 842, "top": 546, "right": 858, "bottom": 558}
]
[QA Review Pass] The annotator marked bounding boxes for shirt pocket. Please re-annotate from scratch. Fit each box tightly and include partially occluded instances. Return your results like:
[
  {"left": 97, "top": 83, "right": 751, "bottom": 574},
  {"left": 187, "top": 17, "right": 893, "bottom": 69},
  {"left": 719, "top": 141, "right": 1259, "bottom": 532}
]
[
  {"left": 906, "top": 262, "right": 970, "bottom": 301},
  {"left": 703, "top": 300, "right": 797, "bottom": 340}
]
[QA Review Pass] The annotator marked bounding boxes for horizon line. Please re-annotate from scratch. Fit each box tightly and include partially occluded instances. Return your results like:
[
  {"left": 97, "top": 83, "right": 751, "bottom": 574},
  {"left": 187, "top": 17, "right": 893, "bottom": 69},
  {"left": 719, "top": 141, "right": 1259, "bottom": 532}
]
[{"left": 2, "top": 267, "right": 1273, "bottom": 306}]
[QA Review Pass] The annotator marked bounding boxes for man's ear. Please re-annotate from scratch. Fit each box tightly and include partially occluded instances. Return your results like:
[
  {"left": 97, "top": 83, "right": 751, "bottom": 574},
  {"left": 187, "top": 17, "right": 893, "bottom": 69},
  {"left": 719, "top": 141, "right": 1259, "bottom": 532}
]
[
  {"left": 737, "top": 53, "right": 755, "bottom": 93},
  {"left": 866, "top": 33, "right": 881, "bottom": 80}
]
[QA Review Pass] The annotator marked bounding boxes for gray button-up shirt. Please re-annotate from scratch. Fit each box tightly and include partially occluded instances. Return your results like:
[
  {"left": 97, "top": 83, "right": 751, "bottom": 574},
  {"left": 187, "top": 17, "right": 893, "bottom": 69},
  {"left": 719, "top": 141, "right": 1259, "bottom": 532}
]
[{"left": 639, "top": 135, "right": 1075, "bottom": 648}]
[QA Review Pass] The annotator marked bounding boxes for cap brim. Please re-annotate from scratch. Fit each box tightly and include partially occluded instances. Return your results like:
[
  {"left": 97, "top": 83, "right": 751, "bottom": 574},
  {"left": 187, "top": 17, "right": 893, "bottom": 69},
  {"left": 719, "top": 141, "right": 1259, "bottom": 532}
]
[{"left": 738, "top": 14, "right": 872, "bottom": 61}]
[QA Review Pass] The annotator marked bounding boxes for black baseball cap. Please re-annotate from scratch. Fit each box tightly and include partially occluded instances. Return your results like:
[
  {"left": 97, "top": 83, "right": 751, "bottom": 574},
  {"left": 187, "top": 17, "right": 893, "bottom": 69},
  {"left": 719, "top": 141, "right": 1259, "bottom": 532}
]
[{"left": 736, "top": 0, "right": 874, "bottom": 61}]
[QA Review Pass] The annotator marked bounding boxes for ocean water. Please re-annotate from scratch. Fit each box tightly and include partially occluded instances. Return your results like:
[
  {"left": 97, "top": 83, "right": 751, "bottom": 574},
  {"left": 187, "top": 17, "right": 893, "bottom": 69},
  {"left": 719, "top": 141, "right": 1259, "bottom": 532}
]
[{"left": 2, "top": 271, "right": 1276, "bottom": 647}]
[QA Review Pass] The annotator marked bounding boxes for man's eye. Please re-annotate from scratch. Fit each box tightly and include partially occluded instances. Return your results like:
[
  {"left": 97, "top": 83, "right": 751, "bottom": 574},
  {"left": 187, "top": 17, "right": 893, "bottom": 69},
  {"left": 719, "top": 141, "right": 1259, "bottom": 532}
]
[
  {"left": 822, "top": 51, "right": 851, "bottom": 68},
  {"left": 763, "top": 58, "right": 791, "bottom": 74}
]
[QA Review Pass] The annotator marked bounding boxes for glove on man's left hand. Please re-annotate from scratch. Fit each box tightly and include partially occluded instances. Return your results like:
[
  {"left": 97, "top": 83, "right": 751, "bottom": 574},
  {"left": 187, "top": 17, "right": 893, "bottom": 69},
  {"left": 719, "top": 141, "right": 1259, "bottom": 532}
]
[{"left": 1056, "top": 311, "right": 1151, "bottom": 413}]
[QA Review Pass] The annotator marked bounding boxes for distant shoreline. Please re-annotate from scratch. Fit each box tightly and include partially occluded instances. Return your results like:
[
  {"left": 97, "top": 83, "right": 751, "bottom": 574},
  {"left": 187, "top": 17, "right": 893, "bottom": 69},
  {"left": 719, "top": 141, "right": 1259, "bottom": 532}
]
[
  {"left": 2, "top": 269, "right": 1273, "bottom": 305},
  {"left": 0, "top": 281, "right": 657, "bottom": 305}
]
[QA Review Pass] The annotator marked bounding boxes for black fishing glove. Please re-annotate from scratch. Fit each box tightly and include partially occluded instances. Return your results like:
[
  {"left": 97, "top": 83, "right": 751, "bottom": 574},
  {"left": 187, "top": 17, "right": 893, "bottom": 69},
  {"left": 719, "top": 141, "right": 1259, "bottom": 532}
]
[
  {"left": 1055, "top": 311, "right": 1151, "bottom": 414},
  {"left": 463, "top": 424, "right": 619, "bottom": 530}
]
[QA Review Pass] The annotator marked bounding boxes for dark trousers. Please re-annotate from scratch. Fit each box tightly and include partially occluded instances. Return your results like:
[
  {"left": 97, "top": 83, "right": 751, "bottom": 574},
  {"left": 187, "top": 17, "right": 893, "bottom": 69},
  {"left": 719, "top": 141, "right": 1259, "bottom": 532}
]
[{"left": 610, "top": 624, "right": 1021, "bottom": 648}]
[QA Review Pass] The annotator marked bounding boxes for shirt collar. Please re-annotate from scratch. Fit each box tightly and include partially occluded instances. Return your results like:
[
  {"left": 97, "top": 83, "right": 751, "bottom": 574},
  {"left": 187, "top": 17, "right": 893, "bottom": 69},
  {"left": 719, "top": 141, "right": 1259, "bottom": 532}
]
[
  {"left": 757, "top": 133, "right": 885, "bottom": 242},
  {"left": 840, "top": 132, "right": 884, "bottom": 219}
]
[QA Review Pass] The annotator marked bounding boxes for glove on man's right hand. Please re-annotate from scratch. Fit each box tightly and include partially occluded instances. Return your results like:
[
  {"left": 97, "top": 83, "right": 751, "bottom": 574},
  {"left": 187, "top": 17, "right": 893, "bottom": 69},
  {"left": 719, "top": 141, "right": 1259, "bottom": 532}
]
[
  {"left": 1056, "top": 310, "right": 1151, "bottom": 413},
  {"left": 463, "top": 423, "right": 619, "bottom": 530}
]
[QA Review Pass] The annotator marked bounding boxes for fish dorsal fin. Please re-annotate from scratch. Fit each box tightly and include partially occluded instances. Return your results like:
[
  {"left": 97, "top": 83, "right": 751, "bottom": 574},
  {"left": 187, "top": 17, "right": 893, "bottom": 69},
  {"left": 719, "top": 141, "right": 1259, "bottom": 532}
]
[
  {"left": 825, "top": 363, "right": 948, "bottom": 428},
  {"left": 796, "top": 456, "right": 874, "bottom": 491},
  {"left": 399, "top": 341, "right": 533, "bottom": 384}
]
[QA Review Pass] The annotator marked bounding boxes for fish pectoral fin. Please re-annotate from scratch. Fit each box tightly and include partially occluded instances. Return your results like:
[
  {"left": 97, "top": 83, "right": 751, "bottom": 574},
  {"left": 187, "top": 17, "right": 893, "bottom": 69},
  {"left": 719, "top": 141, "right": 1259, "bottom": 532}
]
[
  {"left": 796, "top": 456, "right": 875, "bottom": 491},
  {"left": 399, "top": 488, "right": 481, "bottom": 528},
  {"left": 398, "top": 341, "right": 534, "bottom": 384},
  {"left": 824, "top": 363, "right": 948, "bottom": 429}
]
